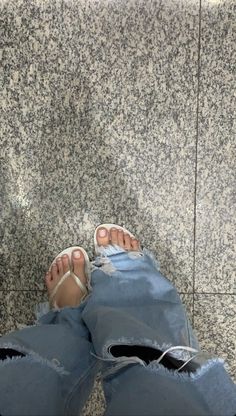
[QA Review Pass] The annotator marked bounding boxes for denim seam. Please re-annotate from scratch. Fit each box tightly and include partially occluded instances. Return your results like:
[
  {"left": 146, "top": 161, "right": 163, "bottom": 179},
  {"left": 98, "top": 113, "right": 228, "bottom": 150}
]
[{"left": 64, "top": 360, "right": 99, "bottom": 415}]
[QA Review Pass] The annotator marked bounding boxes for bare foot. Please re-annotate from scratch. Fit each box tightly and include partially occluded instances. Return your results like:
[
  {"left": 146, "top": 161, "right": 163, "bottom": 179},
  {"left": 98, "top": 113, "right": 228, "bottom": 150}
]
[
  {"left": 96, "top": 227, "right": 140, "bottom": 251},
  {"left": 45, "top": 249, "right": 87, "bottom": 308}
]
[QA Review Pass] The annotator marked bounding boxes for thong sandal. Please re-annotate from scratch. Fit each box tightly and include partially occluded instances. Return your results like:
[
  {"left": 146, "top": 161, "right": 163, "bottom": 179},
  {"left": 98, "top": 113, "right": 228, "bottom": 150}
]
[
  {"left": 48, "top": 246, "right": 91, "bottom": 309},
  {"left": 94, "top": 223, "right": 136, "bottom": 255}
]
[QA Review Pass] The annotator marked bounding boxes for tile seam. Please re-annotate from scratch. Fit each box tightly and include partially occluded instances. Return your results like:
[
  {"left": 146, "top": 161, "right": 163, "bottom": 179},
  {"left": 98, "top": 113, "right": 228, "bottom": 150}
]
[{"left": 193, "top": 0, "right": 202, "bottom": 329}]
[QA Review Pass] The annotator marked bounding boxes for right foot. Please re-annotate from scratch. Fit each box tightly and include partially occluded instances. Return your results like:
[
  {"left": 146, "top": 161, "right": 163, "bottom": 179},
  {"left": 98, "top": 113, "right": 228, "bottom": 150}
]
[
  {"left": 45, "top": 249, "right": 88, "bottom": 308},
  {"left": 96, "top": 227, "right": 141, "bottom": 251}
]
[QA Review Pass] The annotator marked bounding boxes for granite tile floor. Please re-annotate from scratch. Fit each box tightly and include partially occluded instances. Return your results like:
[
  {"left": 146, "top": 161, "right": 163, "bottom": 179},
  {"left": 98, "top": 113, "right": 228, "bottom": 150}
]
[{"left": 1, "top": 0, "right": 235, "bottom": 414}]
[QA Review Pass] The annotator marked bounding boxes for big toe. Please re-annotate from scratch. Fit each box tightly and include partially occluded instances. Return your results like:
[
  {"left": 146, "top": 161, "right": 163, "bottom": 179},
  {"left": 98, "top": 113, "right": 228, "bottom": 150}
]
[
  {"left": 72, "top": 249, "right": 87, "bottom": 284},
  {"left": 96, "top": 227, "right": 109, "bottom": 246}
]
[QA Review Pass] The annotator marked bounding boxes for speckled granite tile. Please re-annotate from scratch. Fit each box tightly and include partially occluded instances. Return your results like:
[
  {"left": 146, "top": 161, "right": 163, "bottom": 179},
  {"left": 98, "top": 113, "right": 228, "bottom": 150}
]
[
  {"left": 195, "top": 0, "right": 236, "bottom": 293},
  {"left": 2, "top": 0, "right": 200, "bottom": 292},
  {"left": 0, "top": 290, "right": 47, "bottom": 336},
  {"left": 82, "top": 377, "right": 106, "bottom": 416},
  {"left": 2, "top": 0, "right": 200, "bottom": 291},
  {"left": 0, "top": 209, "right": 21, "bottom": 291},
  {"left": 0, "top": 157, "right": 23, "bottom": 290},
  {"left": 194, "top": 294, "right": 236, "bottom": 381},
  {"left": 180, "top": 293, "right": 194, "bottom": 326},
  {"left": 1, "top": 30, "right": 44, "bottom": 291}
]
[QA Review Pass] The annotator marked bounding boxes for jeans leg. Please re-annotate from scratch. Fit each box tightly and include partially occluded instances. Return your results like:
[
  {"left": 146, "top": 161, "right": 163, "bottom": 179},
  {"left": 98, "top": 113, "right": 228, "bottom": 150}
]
[
  {"left": 0, "top": 302, "right": 100, "bottom": 416},
  {"left": 82, "top": 246, "right": 236, "bottom": 416},
  {"left": 102, "top": 361, "right": 236, "bottom": 416}
]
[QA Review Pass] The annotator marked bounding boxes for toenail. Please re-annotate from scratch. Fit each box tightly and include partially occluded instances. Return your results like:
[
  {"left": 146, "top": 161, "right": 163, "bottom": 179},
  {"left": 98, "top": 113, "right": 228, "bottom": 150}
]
[
  {"left": 73, "top": 250, "right": 81, "bottom": 258},
  {"left": 98, "top": 228, "right": 107, "bottom": 237}
]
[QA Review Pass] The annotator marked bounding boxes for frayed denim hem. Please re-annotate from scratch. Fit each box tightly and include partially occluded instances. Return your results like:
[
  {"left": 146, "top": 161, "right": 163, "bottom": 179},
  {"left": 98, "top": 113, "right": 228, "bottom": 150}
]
[
  {"left": 147, "top": 357, "right": 226, "bottom": 381},
  {"left": 91, "top": 245, "right": 160, "bottom": 275},
  {"left": 102, "top": 337, "right": 196, "bottom": 362},
  {"left": 91, "top": 337, "right": 225, "bottom": 380},
  {"left": 0, "top": 342, "right": 69, "bottom": 376}
]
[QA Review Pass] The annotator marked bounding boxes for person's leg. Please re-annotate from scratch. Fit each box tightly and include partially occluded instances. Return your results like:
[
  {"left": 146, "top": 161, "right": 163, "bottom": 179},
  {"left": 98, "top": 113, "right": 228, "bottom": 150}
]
[
  {"left": 0, "top": 249, "right": 99, "bottom": 416},
  {"left": 82, "top": 226, "right": 236, "bottom": 416}
]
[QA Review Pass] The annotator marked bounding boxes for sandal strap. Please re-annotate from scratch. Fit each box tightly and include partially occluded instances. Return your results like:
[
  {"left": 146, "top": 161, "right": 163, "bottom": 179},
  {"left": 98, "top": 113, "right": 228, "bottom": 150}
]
[
  {"left": 49, "top": 270, "right": 88, "bottom": 305},
  {"left": 70, "top": 271, "right": 87, "bottom": 293}
]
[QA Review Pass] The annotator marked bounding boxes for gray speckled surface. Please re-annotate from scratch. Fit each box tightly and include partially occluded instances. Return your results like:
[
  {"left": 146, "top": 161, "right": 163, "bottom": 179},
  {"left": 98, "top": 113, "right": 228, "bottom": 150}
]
[
  {"left": 2, "top": 0, "right": 200, "bottom": 292},
  {"left": 0, "top": 291, "right": 46, "bottom": 336},
  {"left": 195, "top": 0, "right": 236, "bottom": 293},
  {"left": 194, "top": 294, "right": 236, "bottom": 382},
  {"left": 1, "top": 0, "right": 235, "bottom": 414},
  {"left": 81, "top": 378, "right": 106, "bottom": 416}
]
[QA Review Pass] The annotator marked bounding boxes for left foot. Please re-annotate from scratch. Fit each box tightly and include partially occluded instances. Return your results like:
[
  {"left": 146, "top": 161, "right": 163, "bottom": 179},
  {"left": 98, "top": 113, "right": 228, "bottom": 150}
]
[{"left": 45, "top": 249, "right": 87, "bottom": 308}]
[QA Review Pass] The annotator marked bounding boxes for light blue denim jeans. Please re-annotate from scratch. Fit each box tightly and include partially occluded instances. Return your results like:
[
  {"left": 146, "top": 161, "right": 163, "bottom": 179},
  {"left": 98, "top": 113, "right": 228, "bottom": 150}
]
[{"left": 0, "top": 246, "right": 236, "bottom": 416}]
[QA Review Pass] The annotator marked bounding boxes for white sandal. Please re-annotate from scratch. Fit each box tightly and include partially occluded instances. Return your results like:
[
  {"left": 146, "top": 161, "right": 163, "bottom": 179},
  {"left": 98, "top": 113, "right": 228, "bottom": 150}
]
[
  {"left": 48, "top": 246, "right": 91, "bottom": 309},
  {"left": 94, "top": 223, "right": 136, "bottom": 255}
]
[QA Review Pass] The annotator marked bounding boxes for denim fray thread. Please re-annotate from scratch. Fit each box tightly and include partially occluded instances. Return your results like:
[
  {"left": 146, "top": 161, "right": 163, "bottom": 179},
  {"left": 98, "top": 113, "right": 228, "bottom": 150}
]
[
  {"left": 142, "top": 247, "right": 160, "bottom": 271},
  {"left": 34, "top": 301, "right": 51, "bottom": 321}
]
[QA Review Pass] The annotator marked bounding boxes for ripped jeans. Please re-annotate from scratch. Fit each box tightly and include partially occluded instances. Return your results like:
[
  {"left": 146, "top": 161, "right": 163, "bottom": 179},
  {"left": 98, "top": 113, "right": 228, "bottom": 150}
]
[{"left": 0, "top": 246, "right": 236, "bottom": 416}]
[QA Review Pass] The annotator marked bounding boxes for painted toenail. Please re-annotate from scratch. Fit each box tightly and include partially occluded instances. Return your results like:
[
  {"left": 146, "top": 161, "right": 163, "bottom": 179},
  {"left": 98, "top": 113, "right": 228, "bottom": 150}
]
[
  {"left": 98, "top": 228, "right": 107, "bottom": 237},
  {"left": 73, "top": 250, "right": 81, "bottom": 258}
]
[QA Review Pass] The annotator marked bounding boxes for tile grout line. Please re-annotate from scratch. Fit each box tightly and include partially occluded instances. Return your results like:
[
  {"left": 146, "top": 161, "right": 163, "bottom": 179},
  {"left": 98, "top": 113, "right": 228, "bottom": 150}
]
[
  {"left": 181, "top": 292, "right": 236, "bottom": 296},
  {"left": 192, "top": 0, "right": 202, "bottom": 329},
  {"left": 1, "top": 290, "right": 235, "bottom": 295}
]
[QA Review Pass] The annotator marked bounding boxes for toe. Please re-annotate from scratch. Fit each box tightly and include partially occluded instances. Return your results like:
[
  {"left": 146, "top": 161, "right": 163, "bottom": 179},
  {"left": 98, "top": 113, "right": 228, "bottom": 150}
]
[
  {"left": 56, "top": 257, "right": 64, "bottom": 276},
  {"left": 96, "top": 227, "right": 109, "bottom": 246},
  {"left": 45, "top": 271, "right": 52, "bottom": 287},
  {"left": 62, "top": 254, "right": 70, "bottom": 274},
  {"left": 45, "top": 271, "right": 53, "bottom": 296},
  {"left": 51, "top": 262, "right": 59, "bottom": 279},
  {"left": 124, "top": 233, "right": 131, "bottom": 250},
  {"left": 72, "top": 249, "right": 86, "bottom": 281},
  {"left": 131, "top": 238, "right": 140, "bottom": 251},
  {"left": 117, "top": 229, "right": 125, "bottom": 248},
  {"left": 110, "top": 228, "right": 118, "bottom": 245}
]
